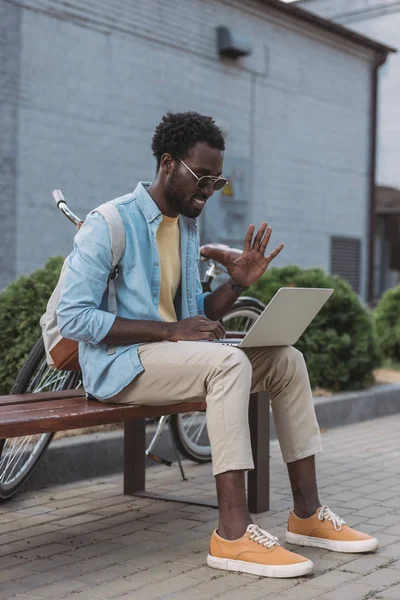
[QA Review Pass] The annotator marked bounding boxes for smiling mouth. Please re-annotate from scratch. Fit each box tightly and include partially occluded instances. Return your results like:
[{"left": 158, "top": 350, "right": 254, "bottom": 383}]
[{"left": 193, "top": 197, "right": 206, "bottom": 208}]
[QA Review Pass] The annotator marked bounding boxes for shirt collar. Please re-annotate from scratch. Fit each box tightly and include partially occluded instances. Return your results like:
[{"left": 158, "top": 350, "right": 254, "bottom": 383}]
[
  {"left": 134, "top": 182, "right": 162, "bottom": 223},
  {"left": 134, "top": 181, "right": 197, "bottom": 231}
]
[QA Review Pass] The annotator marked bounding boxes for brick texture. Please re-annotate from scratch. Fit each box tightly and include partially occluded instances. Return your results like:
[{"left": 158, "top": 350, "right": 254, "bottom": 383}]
[
  {"left": 298, "top": 0, "right": 400, "bottom": 194},
  {"left": 0, "top": 415, "right": 400, "bottom": 598},
  {"left": 0, "top": 1, "right": 20, "bottom": 288},
  {"left": 0, "top": 0, "right": 380, "bottom": 300}
]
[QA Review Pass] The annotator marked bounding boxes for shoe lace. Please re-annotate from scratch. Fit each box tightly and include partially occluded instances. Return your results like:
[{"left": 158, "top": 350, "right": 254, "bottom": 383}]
[
  {"left": 317, "top": 506, "right": 345, "bottom": 532},
  {"left": 247, "top": 524, "right": 280, "bottom": 548}
]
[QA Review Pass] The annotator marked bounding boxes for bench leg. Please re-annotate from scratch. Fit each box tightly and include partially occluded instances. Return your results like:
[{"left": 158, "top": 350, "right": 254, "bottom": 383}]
[
  {"left": 124, "top": 420, "right": 146, "bottom": 495},
  {"left": 247, "top": 391, "right": 270, "bottom": 513}
]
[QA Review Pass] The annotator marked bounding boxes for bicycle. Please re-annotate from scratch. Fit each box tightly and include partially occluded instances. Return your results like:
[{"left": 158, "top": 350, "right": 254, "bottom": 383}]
[{"left": 0, "top": 193, "right": 265, "bottom": 501}]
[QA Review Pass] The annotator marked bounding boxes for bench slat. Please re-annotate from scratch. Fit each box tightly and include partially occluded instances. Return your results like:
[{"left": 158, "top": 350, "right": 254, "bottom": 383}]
[
  {"left": 0, "top": 388, "right": 86, "bottom": 407},
  {"left": 0, "top": 397, "right": 206, "bottom": 438}
]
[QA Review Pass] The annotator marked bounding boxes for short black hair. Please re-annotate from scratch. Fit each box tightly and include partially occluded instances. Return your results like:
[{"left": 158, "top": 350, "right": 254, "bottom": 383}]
[{"left": 151, "top": 111, "right": 225, "bottom": 171}]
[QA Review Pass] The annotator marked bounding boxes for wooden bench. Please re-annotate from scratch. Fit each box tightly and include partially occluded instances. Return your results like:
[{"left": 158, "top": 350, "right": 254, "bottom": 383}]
[{"left": 0, "top": 389, "right": 270, "bottom": 513}]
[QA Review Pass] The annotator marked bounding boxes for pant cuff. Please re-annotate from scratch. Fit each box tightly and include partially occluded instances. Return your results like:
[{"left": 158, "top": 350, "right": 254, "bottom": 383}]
[
  {"left": 283, "top": 442, "right": 323, "bottom": 465},
  {"left": 212, "top": 461, "right": 255, "bottom": 477}
]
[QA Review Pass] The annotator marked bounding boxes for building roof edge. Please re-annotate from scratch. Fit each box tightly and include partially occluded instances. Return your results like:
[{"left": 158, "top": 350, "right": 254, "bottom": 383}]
[{"left": 263, "top": 0, "right": 396, "bottom": 55}]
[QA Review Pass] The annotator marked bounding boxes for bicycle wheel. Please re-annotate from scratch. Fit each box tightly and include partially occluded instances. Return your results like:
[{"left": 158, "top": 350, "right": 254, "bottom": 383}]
[
  {"left": 0, "top": 338, "right": 82, "bottom": 501},
  {"left": 170, "top": 297, "right": 265, "bottom": 463}
]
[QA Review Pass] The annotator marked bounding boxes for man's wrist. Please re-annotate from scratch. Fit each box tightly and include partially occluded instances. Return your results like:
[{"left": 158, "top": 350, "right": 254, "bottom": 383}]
[
  {"left": 164, "top": 322, "right": 176, "bottom": 342},
  {"left": 227, "top": 278, "right": 249, "bottom": 295}
]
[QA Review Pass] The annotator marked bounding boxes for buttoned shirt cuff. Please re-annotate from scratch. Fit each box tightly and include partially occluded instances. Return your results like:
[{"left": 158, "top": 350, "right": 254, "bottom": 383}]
[{"left": 84, "top": 311, "right": 117, "bottom": 346}]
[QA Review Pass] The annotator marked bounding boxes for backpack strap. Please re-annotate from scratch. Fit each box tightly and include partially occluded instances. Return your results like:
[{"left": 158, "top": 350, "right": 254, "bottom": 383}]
[{"left": 93, "top": 203, "right": 126, "bottom": 356}]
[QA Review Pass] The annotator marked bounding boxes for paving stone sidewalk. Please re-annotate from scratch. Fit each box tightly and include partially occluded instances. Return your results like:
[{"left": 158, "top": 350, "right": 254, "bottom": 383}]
[{"left": 1, "top": 414, "right": 400, "bottom": 600}]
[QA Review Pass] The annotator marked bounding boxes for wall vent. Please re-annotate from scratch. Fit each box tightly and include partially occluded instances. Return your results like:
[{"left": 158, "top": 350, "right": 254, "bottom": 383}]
[{"left": 330, "top": 236, "right": 361, "bottom": 293}]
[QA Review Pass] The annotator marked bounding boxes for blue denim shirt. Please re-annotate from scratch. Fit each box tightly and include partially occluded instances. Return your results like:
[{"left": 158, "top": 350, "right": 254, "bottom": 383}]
[{"left": 57, "top": 182, "right": 210, "bottom": 399}]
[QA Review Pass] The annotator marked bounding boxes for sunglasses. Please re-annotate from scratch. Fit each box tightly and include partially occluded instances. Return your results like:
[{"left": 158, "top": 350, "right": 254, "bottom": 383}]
[{"left": 178, "top": 157, "right": 228, "bottom": 191}]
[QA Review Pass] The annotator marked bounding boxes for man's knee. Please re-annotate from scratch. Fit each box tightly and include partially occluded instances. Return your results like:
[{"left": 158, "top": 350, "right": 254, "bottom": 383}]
[
  {"left": 273, "top": 346, "right": 306, "bottom": 380},
  {"left": 214, "top": 345, "right": 253, "bottom": 377},
  {"left": 227, "top": 346, "right": 253, "bottom": 371}
]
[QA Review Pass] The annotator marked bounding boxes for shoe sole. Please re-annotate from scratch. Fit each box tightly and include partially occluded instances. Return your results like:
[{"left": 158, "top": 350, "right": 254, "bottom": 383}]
[
  {"left": 286, "top": 531, "right": 379, "bottom": 553},
  {"left": 206, "top": 554, "right": 314, "bottom": 578}
]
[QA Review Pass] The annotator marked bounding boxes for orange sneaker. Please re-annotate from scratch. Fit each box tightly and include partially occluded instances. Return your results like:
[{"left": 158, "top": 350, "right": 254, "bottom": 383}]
[
  {"left": 207, "top": 524, "right": 314, "bottom": 578},
  {"left": 286, "top": 506, "right": 379, "bottom": 553}
]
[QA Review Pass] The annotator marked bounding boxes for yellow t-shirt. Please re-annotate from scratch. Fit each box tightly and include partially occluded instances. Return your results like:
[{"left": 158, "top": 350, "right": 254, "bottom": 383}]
[{"left": 156, "top": 214, "right": 181, "bottom": 322}]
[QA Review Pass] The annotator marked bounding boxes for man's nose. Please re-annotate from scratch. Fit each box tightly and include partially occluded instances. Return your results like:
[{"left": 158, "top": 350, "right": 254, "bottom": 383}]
[{"left": 201, "top": 183, "right": 215, "bottom": 199}]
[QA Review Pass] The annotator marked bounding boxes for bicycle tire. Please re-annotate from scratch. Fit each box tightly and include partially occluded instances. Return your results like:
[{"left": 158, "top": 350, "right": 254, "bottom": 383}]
[
  {"left": 0, "top": 338, "right": 81, "bottom": 501},
  {"left": 170, "top": 297, "right": 265, "bottom": 463}
]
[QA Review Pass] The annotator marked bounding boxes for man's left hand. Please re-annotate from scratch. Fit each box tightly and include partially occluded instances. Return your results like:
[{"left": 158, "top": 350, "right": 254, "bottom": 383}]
[{"left": 223, "top": 222, "right": 284, "bottom": 288}]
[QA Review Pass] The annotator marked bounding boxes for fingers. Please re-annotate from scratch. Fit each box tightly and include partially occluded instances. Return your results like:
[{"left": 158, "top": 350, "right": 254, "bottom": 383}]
[
  {"left": 215, "top": 321, "right": 226, "bottom": 339},
  {"left": 243, "top": 225, "right": 255, "bottom": 252},
  {"left": 252, "top": 222, "right": 268, "bottom": 252},
  {"left": 259, "top": 227, "right": 272, "bottom": 254},
  {"left": 244, "top": 222, "right": 274, "bottom": 255},
  {"left": 250, "top": 223, "right": 283, "bottom": 259},
  {"left": 205, "top": 322, "right": 226, "bottom": 340},
  {"left": 198, "top": 319, "right": 226, "bottom": 340},
  {"left": 265, "top": 243, "right": 284, "bottom": 264}
]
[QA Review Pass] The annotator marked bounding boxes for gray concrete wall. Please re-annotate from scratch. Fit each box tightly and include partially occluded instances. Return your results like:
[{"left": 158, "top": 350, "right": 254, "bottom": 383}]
[
  {"left": 297, "top": 1, "right": 400, "bottom": 191},
  {"left": 0, "top": 1, "right": 21, "bottom": 289},
  {"left": 1, "top": 0, "right": 378, "bottom": 300},
  {"left": 297, "top": 0, "right": 400, "bottom": 21},
  {"left": 250, "top": 22, "right": 372, "bottom": 294}
]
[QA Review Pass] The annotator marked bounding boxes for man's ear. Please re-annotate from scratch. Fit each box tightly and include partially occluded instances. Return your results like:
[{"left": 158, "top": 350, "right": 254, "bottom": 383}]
[{"left": 160, "top": 153, "right": 175, "bottom": 175}]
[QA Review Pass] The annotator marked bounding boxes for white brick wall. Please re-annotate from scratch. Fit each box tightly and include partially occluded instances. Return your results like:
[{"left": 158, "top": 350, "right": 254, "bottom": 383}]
[
  {"left": 298, "top": 0, "right": 400, "bottom": 21},
  {"left": 1, "top": 0, "right": 379, "bottom": 299},
  {"left": 0, "top": 1, "right": 20, "bottom": 288},
  {"left": 252, "top": 39, "right": 372, "bottom": 286},
  {"left": 298, "top": 1, "right": 400, "bottom": 191}
]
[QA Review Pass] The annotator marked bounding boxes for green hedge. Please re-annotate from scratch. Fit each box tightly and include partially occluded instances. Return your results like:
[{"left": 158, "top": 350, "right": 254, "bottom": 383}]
[
  {"left": 0, "top": 257, "right": 64, "bottom": 395},
  {"left": 244, "top": 266, "right": 381, "bottom": 391},
  {"left": 374, "top": 284, "right": 400, "bottom": 363},
  {"left": 0, "top": 259, "right": 383, "bottom": 395}
]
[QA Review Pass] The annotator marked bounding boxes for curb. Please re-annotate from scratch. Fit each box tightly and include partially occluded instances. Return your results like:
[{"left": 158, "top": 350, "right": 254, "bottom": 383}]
[
  {"left": 314, "top": 383, "right": 400, "bottom": 429},
  {"left": 24, "top": 383, "right": 400, "bottom": 493}
]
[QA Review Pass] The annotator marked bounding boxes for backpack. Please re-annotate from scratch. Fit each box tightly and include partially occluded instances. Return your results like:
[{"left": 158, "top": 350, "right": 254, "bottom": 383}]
[{"left": 40, "top": 203, "right": 126, "bottom": 371}]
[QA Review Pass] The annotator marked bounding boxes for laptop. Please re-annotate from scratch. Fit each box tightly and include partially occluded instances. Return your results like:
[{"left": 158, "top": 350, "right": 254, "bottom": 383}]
[{"left": 219, "top": 287, "right": 334, "bottom": 348}]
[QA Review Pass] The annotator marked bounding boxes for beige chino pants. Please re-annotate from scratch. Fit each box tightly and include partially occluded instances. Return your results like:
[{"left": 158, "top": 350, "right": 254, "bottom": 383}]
[{"left": 108, "top": 342, "right": 322, "bottom": 476}]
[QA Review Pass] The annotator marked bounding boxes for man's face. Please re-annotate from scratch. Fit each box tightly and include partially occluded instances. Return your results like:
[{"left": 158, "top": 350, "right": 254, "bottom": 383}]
[{"left": 164, "top": 142, "right": 224, "bottom": 219}]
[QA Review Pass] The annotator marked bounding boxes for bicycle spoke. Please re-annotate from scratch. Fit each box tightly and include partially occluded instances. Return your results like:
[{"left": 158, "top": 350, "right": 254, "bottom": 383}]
[
  {"left": 180, "top": 412, "right": 206, "bottom": 441},
  {"left": 0, "top": 436, "right": 32, "bottom": 482},
  {"left": 182, "top": 412, "right": 199, "bottom": 433},
  {"left": 0, "top": 339, "right": 82, "bottom": 497},
  {"left": 1, "top": 436, "right": 32, "bottom": 473},
  {"left": 34, "top": 368, "right": 66, "bottom": 392},
  {"left": 28, "top": 361, "right": 70, "bottom": 394},
  {"left": 1, "top": 436, "right": 34, "bottom": 483},
  {"left": 0, "top": 437, "right": 21, "bottom": 473},
  {"left": 193, "top": 417, "right": 207, "bottom": 444}
]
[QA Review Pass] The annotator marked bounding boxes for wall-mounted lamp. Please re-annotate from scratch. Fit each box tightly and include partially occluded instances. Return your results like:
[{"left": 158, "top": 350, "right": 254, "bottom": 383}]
[{"left": 217, "top": 26, "right": 253, "bottom": 59}]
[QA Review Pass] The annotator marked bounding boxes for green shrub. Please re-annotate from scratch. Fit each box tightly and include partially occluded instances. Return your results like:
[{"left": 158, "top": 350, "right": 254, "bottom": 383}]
[
  {"left": 244, "top": 266, "right": 381, "bottom": 391},
  {"left": 0, "top": 257, "right": 64, "bottom": 394},
  {"left": 0, "top": 259, "right": 382, "bottom": 395},
  {"left": 374, "top": 284, "right": 400, "bottom": 362}
]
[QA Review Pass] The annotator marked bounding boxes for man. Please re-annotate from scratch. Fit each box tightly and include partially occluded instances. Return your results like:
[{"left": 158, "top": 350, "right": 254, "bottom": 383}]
[{"left": 58, "top": 111, "right": 378, "bottom": 579}]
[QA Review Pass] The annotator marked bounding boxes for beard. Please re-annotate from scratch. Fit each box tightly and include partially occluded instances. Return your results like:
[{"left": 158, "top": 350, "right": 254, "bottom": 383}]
[{"left": 164, "top": 167, "right": 206, "bottom": 219}]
